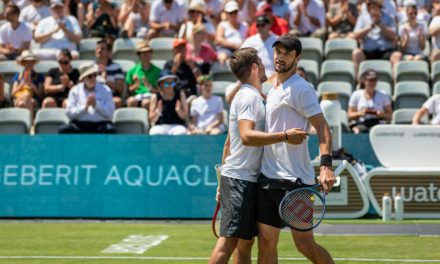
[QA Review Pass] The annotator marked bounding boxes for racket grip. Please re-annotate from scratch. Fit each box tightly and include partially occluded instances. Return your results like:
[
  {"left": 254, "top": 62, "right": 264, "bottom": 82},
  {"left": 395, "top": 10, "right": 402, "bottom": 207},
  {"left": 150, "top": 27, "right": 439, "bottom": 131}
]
[
  {"left": 215, "top": 164, "right": 222, "bottom": 187},
  {"left": 333, "top": 160, "right": 349, "bottom": 187}
]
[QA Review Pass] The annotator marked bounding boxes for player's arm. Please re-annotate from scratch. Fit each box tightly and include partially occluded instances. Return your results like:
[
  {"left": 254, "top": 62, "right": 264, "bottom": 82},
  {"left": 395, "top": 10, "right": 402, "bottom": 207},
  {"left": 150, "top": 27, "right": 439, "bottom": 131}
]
[
  {"left": 309, "top": 113, "right": 335, "bottom": 194},
  {"left": 222, "top": 131, "right": 231, "bottom": 165}
]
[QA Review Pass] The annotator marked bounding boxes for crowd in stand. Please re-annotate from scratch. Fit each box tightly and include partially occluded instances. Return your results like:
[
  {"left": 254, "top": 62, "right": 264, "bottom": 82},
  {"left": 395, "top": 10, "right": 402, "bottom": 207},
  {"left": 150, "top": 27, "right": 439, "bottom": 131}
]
[{"left": 0, "top": 0, "right": 440, "bottom": 134}]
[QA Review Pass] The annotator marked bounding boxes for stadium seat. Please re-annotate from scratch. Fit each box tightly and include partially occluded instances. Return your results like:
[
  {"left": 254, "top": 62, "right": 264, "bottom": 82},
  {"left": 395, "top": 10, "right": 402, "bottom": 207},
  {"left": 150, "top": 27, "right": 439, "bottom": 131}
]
[
  {"left": 433, "top": 82, "right": 440, "bottom": 95},
  {"left": 431, "top": 61, "right": 440, "bottom": 84},
  {"left": 149, "top": 37, "right": 174, "bottom": 61},
  {"left": 393, "top": 81, "right": 430, "bottom": 109},
  {"left": 113, "top": 107, "right": 149, "bottom": 134},
  {"left": 395, "top": 61, "right": 429, "bottom": 83},
  {"left": 212, "top": 81, "right": 233, "bottom": 99},
  {"left": 340, "top": 109, "right": 350, "bottom": 133},
  {"left": 114, "top": 59, "right": 135, "bottom": 74},
  {"left": 324, "top": 38, "right": 358, "bottom": 61},
  {"left": 0, "top": 107, "right": 31, "bottom": 134},
  {"left": 112, "top": 38, "right": 143, "bottom": 62},
  {"left": 0, "top": 61, "right": 23, "bottom": 84},
  {"left": 298, "top": 59, "right": 319, "bottom": 88},
  {"left": 211, "top": 62, "right": 236, "bottom": 82},
  {"left": 358, "top": 60, "right": 393, "bottom": 84},
  {"left": 34, "top": 108, "right": 69, "bottom": 134},
  {"left": 317, "top": 81, "right": 352, "bottom": 111},
  {"left": 391, "top": 108, "right": 428, "bottom": 124},
  {"left": 151, "top": 59, "right": 166, "bottom": 70},
  {"left": 298, "top": 37, "right": 323, "bottom": 64},
  {"left": 71, "top": 60, "right": 94, "bottom": 70},
  {"left": 35, "top": 60, "right": 58, "bottom": 75},
  {"left": 79, "top": 38, "right": 101, "bottom": 60},
  {"left": 320, "top": 60, "right": 355, "bottom": 87},
  {"left": 2, "top": 82, "right": 11, "bottom": 106}
]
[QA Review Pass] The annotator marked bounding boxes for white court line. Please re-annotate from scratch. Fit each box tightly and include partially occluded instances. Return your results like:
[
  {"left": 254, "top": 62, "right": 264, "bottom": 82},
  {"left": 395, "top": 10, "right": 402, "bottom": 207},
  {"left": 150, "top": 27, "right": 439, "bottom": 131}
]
[
  {"left": 0, "top": 256, "right": 439, "bottom": 262},
  {"left": 102, "top": 235, "right": 169, "bottom": 254}
]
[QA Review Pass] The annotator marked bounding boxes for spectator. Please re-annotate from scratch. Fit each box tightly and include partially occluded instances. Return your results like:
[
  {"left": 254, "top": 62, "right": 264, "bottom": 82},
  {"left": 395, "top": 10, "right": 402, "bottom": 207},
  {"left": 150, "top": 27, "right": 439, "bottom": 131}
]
[
  {"left": 95, "top": 39, "right": 125, "bottom": 109},
  {"left": 203, "top": 0, "right": 223, "bottom": 25},
  {"left": 412, "top": 94, "right": 440, "bottom": 125},
  {"left": 348, "top": 69, "right": 392, "bottom": 134},
  {"left": 64, "top": 0, "right": 91, "bottom": 32},
  {"left": 146, "top": 0, "right": 186, "bottom": 40},
  {"left": 236, "top": 0, "right": 257, "bottom": 25},
  {"left": 256, "top": 0, "right": 290, "bottom": 21},
  {"left": 396, "top": 0, "right": 431, "bottom": 24},
  {"left": 326, "top": 0, "right": 358, "bottom": 39},
  {"left": 86, "top": 0, "right": 119, "bottom": 41},
  {"left": 289, "top": 0, "right": 326, "bottom": 40},
  {"left": 0, "top": 74, "right": 5, "bottom": 108},
  {"left": 149, "top": 70, "right": 188, "bottom": 135},
  {"left": 186, "top": 24, "right": 218, "bottom": 75},
  {"left": 164, "top": 38, "right": 199, "bottom": 100},
  {"left": 11, "top": 0, "right": 30, "bottom": 10},
  {"left": 42, "top": 49, "right": 79, "bottom": 108},
  {"left": 398, "top": 4, "right": 427, "bottom": 61},
  {"left": 59, "top": 63, "right": 116, "bottom": 134},
  {"left": 178, "top": 0, "right": 215, "bottom": 42},
  {"left": 11, "top": 50, "right": 44, "bottom": 117},
  {"left": 216, "top": 1, "right": 248, "bottom": 65},
  {"left": 360, "top": 0, "right": 398, "bottom": 21},
  {"left": 247, "top": 4, "right": 289, "bottom": 37},
  {"left": 19, "top": 0, "right": 51, "bottom": 29},
  {"left": 189, "top": 75, "right": 225, "bottom": 135},
  {"left": 33, "top": 0, "right": 82, "bottom": 60},
  {"left": 0, "top": 3, "right": 32, "bottom": 61},
  {"left": 118, "top": 0, "right": 149, "bottom": 38},
  {"left": 352, "top": 0, "right": 399, "bottom": 80},
  {"left": 241, "top": 14, "right": 277, "bottom": 79},
  {"left": 125, "top": 40, "right": 161, "bottom": 109},
  {"left": 429, "top": 6, "right": 440, "bottom": 62}
]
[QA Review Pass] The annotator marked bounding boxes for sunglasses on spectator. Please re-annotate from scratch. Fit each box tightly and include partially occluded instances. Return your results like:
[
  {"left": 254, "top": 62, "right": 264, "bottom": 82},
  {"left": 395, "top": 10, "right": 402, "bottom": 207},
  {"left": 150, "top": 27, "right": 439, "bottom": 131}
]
[
  {"left": 58, "top": 60, "right": 70, "bottom": 65},
  {"left": 163, "top": 81, "right": 176, "bottom": 88},
  {"left": 228, "top": 11, "right": 238, "bottom": 15},
  {"left": 85, "top": 74, "right": 97, "bottom": 79}
]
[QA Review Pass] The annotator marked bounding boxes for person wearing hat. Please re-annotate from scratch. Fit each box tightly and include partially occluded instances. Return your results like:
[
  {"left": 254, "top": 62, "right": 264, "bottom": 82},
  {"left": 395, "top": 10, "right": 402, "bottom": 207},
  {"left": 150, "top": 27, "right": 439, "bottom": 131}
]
[
  {"left": 348, "top": 69, "right": 392, "bottom": 134},
  {"left": 257, "top": 34, "right": 335, "bottom": 263},
  {"left": 11, "top": 50, "right": 44, "bottom": 116},
  {"left": 146, "top": 0, "right": 185, "bottom": 40},
  {"left": 178, "top": 0, "right": 215, "bottom": 42},
  {"left": 59, "top": 62, "right": 116, "bottom": 134},
  {"left": 186, "top": 24, "right": 218, "bottom": 75},
  {"left": 288, "top": 0, "right": 326, "bottom": 40},
  {"left": 0, "top": 3, "right": 33, "bottom": 61},
  {"left": 241, "top": 13, "right": 277, "bottom": 78},
  {"left": 247, "top": 3, "right": 289, "bottom": 37},
  {"left": 148, "top": 70, "right": 188, "bottom": 135},
  {"left": 33, "top": 0, "right": 82, "bottom": 60},
  {"left": 125, "top": 40, "right": 162, "bottom": 109}
]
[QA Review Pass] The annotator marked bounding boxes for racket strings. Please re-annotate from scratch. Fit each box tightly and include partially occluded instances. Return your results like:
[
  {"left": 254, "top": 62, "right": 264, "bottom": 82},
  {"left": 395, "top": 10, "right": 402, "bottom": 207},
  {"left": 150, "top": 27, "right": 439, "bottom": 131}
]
[{"left": 280, "top": 189, "right": 325, "bottom": 231}]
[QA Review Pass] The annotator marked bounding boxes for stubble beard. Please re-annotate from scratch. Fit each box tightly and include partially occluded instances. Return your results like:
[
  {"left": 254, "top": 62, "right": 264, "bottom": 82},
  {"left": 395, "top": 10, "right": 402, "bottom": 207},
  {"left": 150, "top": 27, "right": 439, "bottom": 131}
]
[{"left": 275, "top": 59, "right": 296, "bottom": 74}]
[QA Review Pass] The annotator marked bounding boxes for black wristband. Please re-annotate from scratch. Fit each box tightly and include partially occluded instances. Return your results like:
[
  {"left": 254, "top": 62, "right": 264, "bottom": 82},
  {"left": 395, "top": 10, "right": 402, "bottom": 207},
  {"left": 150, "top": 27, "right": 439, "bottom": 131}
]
[
  {"left": 320, "top": 154, "right": 332, "bottom": 167},
  {"left": 284, "top": 131, "right": 288, "bottom": 141}
]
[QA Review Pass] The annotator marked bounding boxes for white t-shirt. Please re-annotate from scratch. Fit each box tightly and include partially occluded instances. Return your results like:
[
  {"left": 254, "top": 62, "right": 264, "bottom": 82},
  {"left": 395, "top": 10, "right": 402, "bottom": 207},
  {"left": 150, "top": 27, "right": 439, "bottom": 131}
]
[
  {"left": 348, "top": 89, "right": 391, "bottom": 121},
  {"left": 241, "top": 33, "right": 277, "bottom": 77},
  {"left": 222, "top": 84, "right": 266, "bottom": 182},
  {"left": 398, "top": 23, "right": 427, "bottom": 55},
  {"left": 34, "top": 15, "right": 82, "bottom": 51},
  {"left": 19, "top": 4, "right": 51, "bottom": 27},
  {"left": 190, "top": 95, "right": 224, "bottom": 130},
  {"left": 429, "top": 16, "right": 440, "bottom": 50},
  {"left": 150, "top": 0, "right": 186, "bottom": 35},
  {"left": 289, "top": 0, "right": 325, "bottom": 32},
  {"left": 261, "top": 74, "right": 322, "bottom": 185},
  {"left": 0, "top": 22, "right": 33, "bottom": 49},
  {"left": 218, "top": 21, "right": 249, "bottom": 46},
  {"left": 423, "top": 95, "right": 440, "bottom": 125}
]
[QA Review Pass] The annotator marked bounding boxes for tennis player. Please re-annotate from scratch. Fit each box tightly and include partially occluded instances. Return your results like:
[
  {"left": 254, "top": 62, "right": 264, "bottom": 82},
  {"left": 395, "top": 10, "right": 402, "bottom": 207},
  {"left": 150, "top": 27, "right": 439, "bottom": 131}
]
[
  {"left": 208, "top": 47, "right": 309, "bottom": 264},
  {"left": 257, "top": 34, "right": 336, "bottom": 263}
]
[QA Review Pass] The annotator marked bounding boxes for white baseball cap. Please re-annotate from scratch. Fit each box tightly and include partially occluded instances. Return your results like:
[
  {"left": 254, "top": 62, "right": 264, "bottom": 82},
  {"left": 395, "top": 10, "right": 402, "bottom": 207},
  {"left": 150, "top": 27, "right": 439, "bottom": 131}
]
[{"left": 224, "top": 1, "right": 239, "bottom": 13}]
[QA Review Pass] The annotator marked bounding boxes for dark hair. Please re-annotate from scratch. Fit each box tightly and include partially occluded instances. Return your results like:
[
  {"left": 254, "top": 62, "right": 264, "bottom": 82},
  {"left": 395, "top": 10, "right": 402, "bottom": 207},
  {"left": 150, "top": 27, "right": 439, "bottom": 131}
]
[
  {"left": 6, "top": 4, "right": 20, "bottom": 16},
  {"left": 59, "top": 49, "right": 72, "bottom": 60},
  {"left": 229, "top": 48, "right": 260, "bottom": 83},
  {"left": 97, "top": 39, "right": 112, "bottom": 51},
  {"left": 273, "top": 34, "right": 302, "bottom": 56}
]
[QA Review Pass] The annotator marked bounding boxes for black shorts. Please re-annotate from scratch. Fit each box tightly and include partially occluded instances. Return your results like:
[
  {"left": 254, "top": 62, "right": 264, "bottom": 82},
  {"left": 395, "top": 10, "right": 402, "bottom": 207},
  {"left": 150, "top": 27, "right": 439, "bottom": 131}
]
[
  {"left": 257, "top": 173, "right": 312, "bottom": 229},
  {"left": 363, "top": 49, "right": 394, "bottom": 60},
  {"left": 219, "top": 176, "right": 258, "bottom": 240}
]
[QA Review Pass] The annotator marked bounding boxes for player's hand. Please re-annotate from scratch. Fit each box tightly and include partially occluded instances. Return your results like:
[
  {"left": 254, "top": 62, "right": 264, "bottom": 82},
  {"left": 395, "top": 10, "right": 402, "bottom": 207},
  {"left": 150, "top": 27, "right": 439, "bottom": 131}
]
[
  {"left": 319, "top": 165, "right": 335, "bottom": 194},
  {"left": 215, "top": 187, "right": 220, "bottom": 202},
  {"left": 285, "top": 128, "right": 308, "bottom": 145}
]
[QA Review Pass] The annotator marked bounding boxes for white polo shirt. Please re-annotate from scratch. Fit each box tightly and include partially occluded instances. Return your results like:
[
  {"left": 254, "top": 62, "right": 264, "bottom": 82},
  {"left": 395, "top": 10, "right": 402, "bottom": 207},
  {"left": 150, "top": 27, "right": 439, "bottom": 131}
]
[
  {"left": 222, "top": 84, "right": 265, "bottom": 182},
  {"left": 261, "top": 74, "right": 322, "bottom": 185}
]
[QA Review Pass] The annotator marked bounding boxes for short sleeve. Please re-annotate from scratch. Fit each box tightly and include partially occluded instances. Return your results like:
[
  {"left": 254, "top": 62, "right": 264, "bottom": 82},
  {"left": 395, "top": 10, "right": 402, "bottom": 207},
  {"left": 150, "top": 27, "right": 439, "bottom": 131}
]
[
  {"left": 299, "top": 87, "right": 321, "bottom": 118},
  {"left": 236, "top": 93, "right": 259, "bottom": 122},
  {"left": 423, "top": 95, "right": 439, "bottom": 114},
  {"left": 349, "top": 91, "right": 360, "bottom": 108},
  {"left": 215, "top": 96, "right": 224, "bottom": 114}
]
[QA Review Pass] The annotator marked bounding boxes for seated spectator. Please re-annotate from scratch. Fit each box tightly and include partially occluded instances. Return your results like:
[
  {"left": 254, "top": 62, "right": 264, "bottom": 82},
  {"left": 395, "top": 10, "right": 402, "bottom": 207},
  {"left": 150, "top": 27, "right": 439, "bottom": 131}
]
[
  {"left": 256, "top": 0, "right": 290, "bottom": 21},
  {"left": 0, "top": 3, "right": 32, "bottom": 61},
  {"left": 95, "top": 39, "right": 125, "bottom": 108},
  {"left": 289, "top": 0, "right": 326, "bottom": 40},
  {"left": 397, "top": 3, "right": 427, "bottom": 61},
  {"left": 0, "top": 73, "right": 5, "bottom": 108},
  {"left": 19, "top": 0, "right": 51, "bottom": 29},
  {"left": 42, "top": 49, "right": 79, "bottom": 108},
  {"left": 203, "top": 0, "right": 223, "bottom": 26},
  {"left": 352, "top": 0, "right": 399, "bottom": 80},
  {"left": 118, "top": 0, "right": 149, "bottom": 38},
  {"left": 241, "top": 14, "right": 277, "bottom": 79},
  {"left": 149, "top": 70, "right": 188, "bottom": 135},
  {"left": 125, "top": 40, "right": 161, "bottom": 109},
  {"left": 86, "top": 0, "right": 119, "bottom": 41},
  {"left": 326, "top": 0, "right": 358, "bottom": 39},
  {"left": 360, "top": 0, "right": 398, "bottom": 21},
  {"left": 429, "top": 8, "right": 440, "bottom": 62},
  {"left": 189, "top": 75, "right": 225, "bottom": 135},
  {"left": 178, "top": 0, "right": 215, "bottom": 43},
  {"left": 11, "top": 0, "right": 30, "bottom": 10},
  {"left": 164, "top": 38, "right": 199, "bottom": 100},
  {"left": 348, "top": 69, "right": 392, "bottom": 134},
  {"left": 33, "top": 0, "right": 82, "bottom": 60},
  {"left": 412, "top": 94, "right": 440, "bottom": 125},
  {"left": 64, "top": 0, "right": 91, "bottom": 32},
  {"left": 59, "top": 63, "right": 116, "bottom": 134},
  {"left": 247, "top": 4, "right": 289, "bottom": 37},
  {"left": 186, "top": 24, "right": 218, "bottom": 75},
  {"left": 396, "top": 0, "right": 431, "bottom": 25},
  {"left": 11, "top": 50, "right": 44, "bottom": 116},
  {"left": 216, "top": 1, "right": 248, "bottom": 65},
  {"left": 146, "top": 0, "right": 186, "bottom": 40}
]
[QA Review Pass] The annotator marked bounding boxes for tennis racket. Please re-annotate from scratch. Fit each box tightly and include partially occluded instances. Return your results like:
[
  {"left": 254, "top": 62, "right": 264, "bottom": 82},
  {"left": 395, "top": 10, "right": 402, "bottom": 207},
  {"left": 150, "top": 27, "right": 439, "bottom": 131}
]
[
  {"left": 278, "top": 160, "right": 349, "bottom": 232},
  {"left": 212, "top": 164, "right": 222, "bottom": 238}
]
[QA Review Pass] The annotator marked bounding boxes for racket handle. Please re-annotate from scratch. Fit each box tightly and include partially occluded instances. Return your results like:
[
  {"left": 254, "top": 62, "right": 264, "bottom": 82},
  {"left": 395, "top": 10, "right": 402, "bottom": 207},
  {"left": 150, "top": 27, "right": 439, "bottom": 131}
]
[
  {"left": 215, "top": 164, "right": 222, "bottom": 187},
  {"left": 333, "top": 160, "right": 349, "bottom": 187}
]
